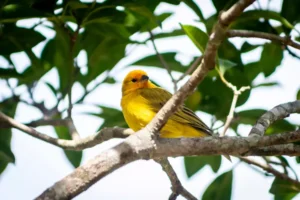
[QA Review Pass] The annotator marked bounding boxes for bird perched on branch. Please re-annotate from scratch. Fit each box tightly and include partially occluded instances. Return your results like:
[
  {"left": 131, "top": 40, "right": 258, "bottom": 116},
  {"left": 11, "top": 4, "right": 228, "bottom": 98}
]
[{"left": 121, "top": 69, "right": 212, "bottom": 138}]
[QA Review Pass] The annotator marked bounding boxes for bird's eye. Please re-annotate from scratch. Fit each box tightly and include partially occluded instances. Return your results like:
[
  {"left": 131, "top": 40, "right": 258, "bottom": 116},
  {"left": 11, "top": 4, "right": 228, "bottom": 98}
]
[{"left": 131, "top": 78, "right": 137, "bottom": 83}]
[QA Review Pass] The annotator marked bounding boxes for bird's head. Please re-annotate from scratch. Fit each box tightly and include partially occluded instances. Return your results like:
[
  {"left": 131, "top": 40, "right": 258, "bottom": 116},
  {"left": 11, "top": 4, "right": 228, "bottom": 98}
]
[{"left": 122, "top": 70, "right": 156, "bottom": 95}]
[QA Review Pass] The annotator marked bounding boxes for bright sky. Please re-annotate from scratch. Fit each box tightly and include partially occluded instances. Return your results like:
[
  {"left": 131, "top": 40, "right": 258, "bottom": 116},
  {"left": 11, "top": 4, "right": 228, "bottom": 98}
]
[{"left": 1, "top": 0, "right": 300, "bottom": 199}]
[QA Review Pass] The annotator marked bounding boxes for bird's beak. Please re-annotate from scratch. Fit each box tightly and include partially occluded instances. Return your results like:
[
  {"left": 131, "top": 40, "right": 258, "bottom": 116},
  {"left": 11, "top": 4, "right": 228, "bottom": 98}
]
[{"left": 141, "top": 75, "right": 149, "bottom": 81}]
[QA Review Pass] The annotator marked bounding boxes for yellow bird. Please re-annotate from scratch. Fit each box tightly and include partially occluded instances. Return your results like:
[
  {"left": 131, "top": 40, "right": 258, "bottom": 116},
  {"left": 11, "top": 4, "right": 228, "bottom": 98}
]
[{"left": 121, "top": 69, "right": 212, "bottom": 138}]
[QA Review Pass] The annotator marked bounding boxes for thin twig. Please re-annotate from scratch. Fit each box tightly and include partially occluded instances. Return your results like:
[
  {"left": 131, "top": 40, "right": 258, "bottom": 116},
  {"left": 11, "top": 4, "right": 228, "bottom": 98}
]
[
  {"left": 154, "top": 158, "right": 197, "bottom": 200},
  {"left": 227, "top": 29, "right": 300, "bottom": 50},
  {"left": 65, "top": 24, "right": 82, "bottom": 140},
  {"left": 75, "top": 72, "right": 111, "bottom": 105},
  {"left": 67, "top": 24, "right": 81, "bottom": 118},
  {"left": 218, "top": 70, "right": 250, "bottom": 136},
  {"left": 176, "top": 56, "right": 202, "bottom": 83},
  {"left": 0, "top": 110, "right": 133, "bottom": 150},
  {"left": 241, "top": 157, "right": 300, "bottom": 187},
  {"left": 25, "top": 119, "right": 68, "bottom": 127},
  {"left": 148, "top": 30, "right": 178, "bottom": 91},
  {"left": 263, "top": 157, "right": 288, "bottom": 174},
  {"left": 66, "top": 118, "right": 80, "bottom": 140}
]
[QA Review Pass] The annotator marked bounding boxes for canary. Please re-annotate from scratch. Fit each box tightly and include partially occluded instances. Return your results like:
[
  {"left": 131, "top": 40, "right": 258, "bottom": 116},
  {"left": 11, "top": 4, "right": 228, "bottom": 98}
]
[{"left": 121, "top": 70, "right": 212, "bottom": 138}]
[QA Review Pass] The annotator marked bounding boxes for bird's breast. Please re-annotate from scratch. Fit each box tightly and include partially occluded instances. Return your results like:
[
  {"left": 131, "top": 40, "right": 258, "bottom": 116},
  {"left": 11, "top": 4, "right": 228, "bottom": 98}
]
[{"left": 121, "top": 92, "right": 155, "bottom": 131}]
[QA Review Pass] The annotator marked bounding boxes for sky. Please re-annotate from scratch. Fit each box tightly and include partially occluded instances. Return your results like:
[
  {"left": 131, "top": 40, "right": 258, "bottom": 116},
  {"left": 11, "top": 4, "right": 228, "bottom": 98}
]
[{"left": 0, "top": 0, "right": 300, "bottom": 199}]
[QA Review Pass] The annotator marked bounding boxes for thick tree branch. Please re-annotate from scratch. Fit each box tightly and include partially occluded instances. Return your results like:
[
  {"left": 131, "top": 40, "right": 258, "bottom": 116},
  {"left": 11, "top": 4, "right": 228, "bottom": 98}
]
[
  {"left": 227, "top": 29, "right": 300, "bottom": 50},
  {"left": 36, "top": 128, "right": 300, "bottom": 199},
  {"left": 155, "top": 158, "right": 197, "bottom": 200},
  {"left": 3, "top": 106, "right": 300, "bottom": 156},
  {"left": 246, "top": 144, "right": 300, "bottom": 156},
  {"left": 145, "top": 0, "right": 255, "bottom": 134},
  {"left": 249, "top": 100, "right": 300, "bottom": 137}
]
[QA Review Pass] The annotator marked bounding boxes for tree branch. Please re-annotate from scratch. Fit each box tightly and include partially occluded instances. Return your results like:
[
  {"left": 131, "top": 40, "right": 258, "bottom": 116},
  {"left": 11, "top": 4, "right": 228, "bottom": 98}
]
[
  {"left": 227, "top": 29, "right": 300, "bottom": 50},
  {"left": 35, "top": 128, "right": 300, "bottom": 199},
  {"left": 148, "top": 30, "right": 178, "bottom": 91},
  {"left": 25, "top": 119, "right": 68, "bottom": 127},
  {"left": 0, "top": 110, "right": 133, "bottom": 150},
  {"left": 245, "top": 144, "right": 300, "bottom": 156},
  {"left": 176, "top": 56, "right": 202, "bottom": 83},
  {"left": 249, "top": 100, "right": 300, "bottom": 137},
  {"left": 241, "top": 157, "right": 300, "bottom": 186},
  {"left": 66, "top": 24, "right": 80, "bottom": 118},
  {"left": 145, "top": 0, "right": 255, "bottom": 134},
  {"left": 217, "top": 69, "right": 250, "bottom": 136},
  {"left": 66, "top": 118, "right": 80, "bottom": 140},
  {"left": 155, "top": 158, "right": 197, "bottom": 200}
]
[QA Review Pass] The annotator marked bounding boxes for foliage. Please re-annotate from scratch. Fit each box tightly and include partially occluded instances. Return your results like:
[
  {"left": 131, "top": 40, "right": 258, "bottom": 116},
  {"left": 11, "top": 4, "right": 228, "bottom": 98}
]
[{"left": 0, "top": 0, "right": 299, "bottom": 199}]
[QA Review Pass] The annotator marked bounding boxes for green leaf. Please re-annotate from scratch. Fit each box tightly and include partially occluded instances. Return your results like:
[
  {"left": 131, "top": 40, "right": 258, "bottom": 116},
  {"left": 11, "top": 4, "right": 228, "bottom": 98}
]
[
  {"left": 17, "top": 38, "right": 55, "bottom": 85},
  {"left": 144, "top": 29, "right": 185, "bottom": 42},
  {"left": 185, "top": 91, "right": 202, "bottom": 111},
  {"left": 54, "top": 124, "right": 82, "bottom": 168},
  {"left": 266, "top": 120, "right": 296, "bottom": 135},
  {"left": 129, "top": 52, "right": 186, "bottom": 72},
  {"left": 253, "top": 82, "right": 280, "bottom": 88},
  {"left": 64, "top": 150, "right": 82, "bottom": 168},
  {"left": 0, "top": 141, "right": 15, "bottom": 163},
  {"left": 241, "top": 42, "right": 261, "bottom": 53},
  {"left": 67, "top": 1, "right": 88, "bottom": 10},
  {"left": 281, "top": 0, "right": 300, "bottom": 25},
  {"left": 244, "top": 61, "right": 262, "bottom": 81},
  {"left": 0, "top": 160, "right": 8, "bottom": 175},
  {"left": 183, "top": 0, "right": 204, "bottom": 21},
  {"left": 197, "top": 74, "right": 234, "bottom": 118},
  {"left": 0, "top": 24, "right": 46, "bottom": 55},
  {"left": 218, "top": 58, "right": 237, "bottom": 76},
  {"left": 80, "top": 32, "right": 127, "bottom": 86},
  {"left": 259, "top": 43, "right": 283, "bottom": 77},
  {"left": 184, "top": 156, "right": 221, "bottom": 178},
  {"left": 0, "top": 68, "right": 22, "bottom": 78},
  {"left": 202, "top": 170, "right": 233, "bottom": 200},
  {"left": 84, "top": 23, "right": 131, "bottom": 39},
  {"left": 125, "top": 4, "right": 160, "bottom": 31},
  {"left": 87, "top": 106, "right": 128, "bottom": 129},
  {"left": 0, "top": 4, "right": 47, "bottom": 23},
  {"left": 236, "top": 109, "right": 266, "bottom": 126},
  {"left": 270, "top": 177, "right": 300, "bottom": 200},
  {"left": 297, "top": 89, "right": 300, "bottom": 100},
  {"left": 212, "top": 0, "right": 236, "bottom": 12},
  {"left": 218, "top": 39, "right": 242, "bottom": 66},
  {"left": 181, "top": 24, "right": 208, "bottom": 53},
  {"left": 0, "top": 98, "right": 17, "bottom": 175},
  {"left": 235, "top": 10, "right": 294, "bottom": 30},
  {"left": 47, "top": 24, "right": 72, "bottom": 95},
  {"left": 44, "top": 82, "right": 57, "bottom": 97}
]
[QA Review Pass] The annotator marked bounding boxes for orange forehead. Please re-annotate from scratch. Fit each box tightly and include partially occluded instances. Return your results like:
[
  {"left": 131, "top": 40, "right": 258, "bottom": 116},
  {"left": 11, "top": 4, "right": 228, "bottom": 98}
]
[{"left": 124, "top": 70, "right": 148, "bottom": 81}]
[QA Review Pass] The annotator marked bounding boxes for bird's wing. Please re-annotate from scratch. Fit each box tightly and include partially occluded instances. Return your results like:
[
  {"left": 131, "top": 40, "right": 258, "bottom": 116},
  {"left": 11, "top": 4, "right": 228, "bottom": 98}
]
[{"left": 139, "top": 88, "right": 212, "bottom": 135}]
